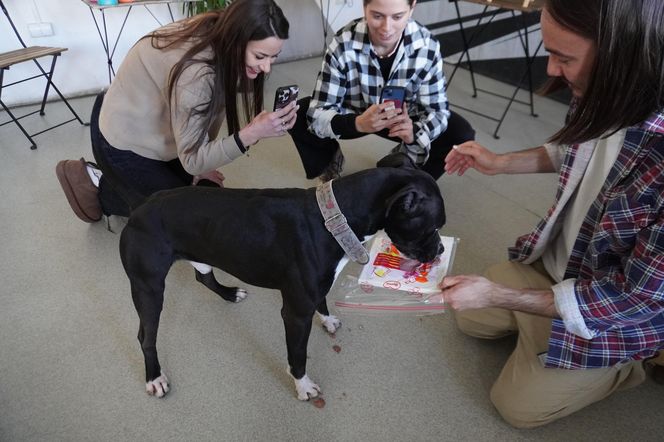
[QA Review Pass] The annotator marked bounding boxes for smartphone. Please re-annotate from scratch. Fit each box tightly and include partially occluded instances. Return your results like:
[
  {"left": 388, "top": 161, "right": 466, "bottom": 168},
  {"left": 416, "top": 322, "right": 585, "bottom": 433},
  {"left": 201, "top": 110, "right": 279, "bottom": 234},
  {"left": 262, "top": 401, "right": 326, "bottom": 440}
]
[
  {"left": 380, "top": 86, "right": 406, "bottom": 110},
  {"left": 273, "top": 85, "right": 299, "bottom": 111}
]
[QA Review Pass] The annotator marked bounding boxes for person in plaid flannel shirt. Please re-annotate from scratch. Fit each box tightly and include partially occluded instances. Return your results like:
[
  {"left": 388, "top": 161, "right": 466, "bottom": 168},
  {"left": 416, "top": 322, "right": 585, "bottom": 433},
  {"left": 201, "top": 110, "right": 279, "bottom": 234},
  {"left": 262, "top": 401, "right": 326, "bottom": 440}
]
[
  {"left": 440, "top": 0, "right": 664, "bottom": 428},
  {"left": 287, "top": 0, "right": 475, "bottom": 182}
]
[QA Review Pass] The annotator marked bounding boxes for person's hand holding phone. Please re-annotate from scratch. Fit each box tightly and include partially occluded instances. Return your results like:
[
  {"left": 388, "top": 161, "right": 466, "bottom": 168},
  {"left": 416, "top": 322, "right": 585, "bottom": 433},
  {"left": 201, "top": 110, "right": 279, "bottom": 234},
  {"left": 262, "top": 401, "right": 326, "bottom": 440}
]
[
  {"left": 386, "top": 102, "right": 414, "bottom": 144},
  {"left": 274, "top": 85, "right": 299, "bottom": 111},
  {"left": 356, "top": 85, "right": 410, "bottom": 136},
  {"left": 238, "top": 100, "right": 299, "bottom": 146},
  {"left": 355, "top": 102, "right": 402, "bottom": 134},
  {"left": 262, "top": 84, "right": 298, "bottom": 135}
]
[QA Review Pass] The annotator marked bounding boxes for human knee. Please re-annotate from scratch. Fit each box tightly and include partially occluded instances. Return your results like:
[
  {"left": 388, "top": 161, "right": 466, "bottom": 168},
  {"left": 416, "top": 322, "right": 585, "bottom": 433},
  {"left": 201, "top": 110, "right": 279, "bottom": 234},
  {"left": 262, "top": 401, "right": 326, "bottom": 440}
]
[
  {"left": 489, "top": 380, "right": 556, "bottom": 429},
  {"left": 455, "top": 309, "right": 516, "bottom": 339},
  {"left": 288, "top": 97, "right": 312, "bottom": 135},
  {"left": 448, "top": 110, "right": 475, "bottom": 142}
]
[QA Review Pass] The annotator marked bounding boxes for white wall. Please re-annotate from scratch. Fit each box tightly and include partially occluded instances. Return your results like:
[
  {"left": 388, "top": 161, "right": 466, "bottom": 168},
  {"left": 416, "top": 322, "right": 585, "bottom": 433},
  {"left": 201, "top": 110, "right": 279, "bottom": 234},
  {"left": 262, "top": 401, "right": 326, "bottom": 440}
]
[{"left": 0, "top": 0, "right": 361, "bottom": 106}]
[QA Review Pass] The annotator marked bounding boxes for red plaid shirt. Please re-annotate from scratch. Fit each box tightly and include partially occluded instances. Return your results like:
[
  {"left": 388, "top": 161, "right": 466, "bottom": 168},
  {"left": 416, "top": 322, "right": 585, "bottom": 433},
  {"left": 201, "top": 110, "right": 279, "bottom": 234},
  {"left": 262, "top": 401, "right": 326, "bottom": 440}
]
[{"left": 509, "top": 111, "right": 664, "bottom": 369}]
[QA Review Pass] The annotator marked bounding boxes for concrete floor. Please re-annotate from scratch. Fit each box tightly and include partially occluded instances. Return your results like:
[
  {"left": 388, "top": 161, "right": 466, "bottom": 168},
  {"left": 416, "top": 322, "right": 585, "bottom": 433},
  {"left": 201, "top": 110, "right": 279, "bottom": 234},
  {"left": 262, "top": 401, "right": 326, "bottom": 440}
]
[{"left": 1, "top": 56, "right": 662, "bottom": 441}]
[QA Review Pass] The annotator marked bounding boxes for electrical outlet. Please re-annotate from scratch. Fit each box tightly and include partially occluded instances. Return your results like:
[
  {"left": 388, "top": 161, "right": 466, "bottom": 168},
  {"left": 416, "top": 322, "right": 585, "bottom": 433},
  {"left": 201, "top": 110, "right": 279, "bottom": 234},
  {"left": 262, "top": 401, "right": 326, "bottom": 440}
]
[{"left": 27, "top": 22, "right": 54, "bottom": 38}]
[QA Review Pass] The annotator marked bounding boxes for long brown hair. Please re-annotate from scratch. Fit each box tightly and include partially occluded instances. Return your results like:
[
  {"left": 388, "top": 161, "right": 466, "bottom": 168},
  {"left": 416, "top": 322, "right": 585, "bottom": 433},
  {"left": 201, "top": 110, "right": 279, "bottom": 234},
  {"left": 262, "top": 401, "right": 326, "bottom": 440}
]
[
  {"left": 147, "top": 0, "right": 289, "bottom": 152},
  {"left": 544, "top": 0, "right": 664, "bottom": 145}
]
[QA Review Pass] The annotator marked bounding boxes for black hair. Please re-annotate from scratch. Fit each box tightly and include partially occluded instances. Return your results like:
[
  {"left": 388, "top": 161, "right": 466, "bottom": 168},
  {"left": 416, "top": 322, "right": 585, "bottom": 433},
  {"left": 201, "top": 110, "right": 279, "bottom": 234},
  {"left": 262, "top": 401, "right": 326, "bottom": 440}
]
[{"left": 544, "top": 0, "right": 664, "bottom": 144}]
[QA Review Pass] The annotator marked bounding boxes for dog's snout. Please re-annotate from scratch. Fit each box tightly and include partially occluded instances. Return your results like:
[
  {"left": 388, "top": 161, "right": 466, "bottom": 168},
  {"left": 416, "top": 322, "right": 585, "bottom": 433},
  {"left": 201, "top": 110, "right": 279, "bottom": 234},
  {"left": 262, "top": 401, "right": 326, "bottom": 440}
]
[{"left": 437, "top": 242, "right": 445, "bottom": 256}]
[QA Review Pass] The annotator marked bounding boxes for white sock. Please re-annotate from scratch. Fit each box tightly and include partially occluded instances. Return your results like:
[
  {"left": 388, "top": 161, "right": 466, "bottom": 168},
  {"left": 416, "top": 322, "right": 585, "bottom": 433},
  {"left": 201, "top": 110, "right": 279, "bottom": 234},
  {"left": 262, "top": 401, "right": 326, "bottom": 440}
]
[{"left": 85, "top": 164, "right": 102, "bottom": 187}]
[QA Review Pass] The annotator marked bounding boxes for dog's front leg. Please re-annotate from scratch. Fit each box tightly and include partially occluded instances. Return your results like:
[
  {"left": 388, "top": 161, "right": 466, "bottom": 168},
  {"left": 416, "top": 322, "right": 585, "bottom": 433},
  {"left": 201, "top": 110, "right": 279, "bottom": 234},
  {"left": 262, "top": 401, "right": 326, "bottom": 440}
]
[{"left": 281, "top": 304, "right": 320, "bottom": 400}]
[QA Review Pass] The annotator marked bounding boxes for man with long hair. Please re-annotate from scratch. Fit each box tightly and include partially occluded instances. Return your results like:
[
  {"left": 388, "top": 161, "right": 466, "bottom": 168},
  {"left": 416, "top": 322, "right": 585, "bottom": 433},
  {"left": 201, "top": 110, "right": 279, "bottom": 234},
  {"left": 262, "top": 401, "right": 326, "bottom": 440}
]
[{"left": 441, "top": 0, "right": 664, "bottom": 428}]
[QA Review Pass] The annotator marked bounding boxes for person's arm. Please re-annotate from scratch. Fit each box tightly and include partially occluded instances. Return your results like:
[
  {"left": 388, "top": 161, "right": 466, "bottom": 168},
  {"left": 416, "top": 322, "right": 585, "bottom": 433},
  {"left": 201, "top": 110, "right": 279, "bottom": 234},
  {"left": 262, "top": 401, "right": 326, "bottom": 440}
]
[
  {"left": 554, "top": 198, "right": 664, "bottom": 339},
  {"left": 440, "top": 274, "right": 559, "bottom": 318},
  {"left": 442, "top": 168, "right": 664, "bottom": 338},
  {"left": 307, "top": 37, "right": 350, "bottom": 139},
  {"left": 494, "top": 145, "right": 558, "bottom": 174},
  {"left": 171, "top": 66, "right": 296, "bottom": 175},
  {"left": 444, "top": 142, "right": 557, "bottom": 176},
  {"left": 171, "top": 67, "right": 244, "bottom": 175},
  {"left": 396, "top": 36, "right": 450, "bottom": 166}
]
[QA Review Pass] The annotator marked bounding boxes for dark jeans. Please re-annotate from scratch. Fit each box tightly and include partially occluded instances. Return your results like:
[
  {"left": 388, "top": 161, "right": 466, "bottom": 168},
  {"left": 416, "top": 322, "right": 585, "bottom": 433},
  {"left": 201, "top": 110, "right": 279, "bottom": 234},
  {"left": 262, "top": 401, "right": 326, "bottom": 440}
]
[
  {"left": 288, "top": 97, "right": 476, "bottom": 180},
  {"left": 90, "top": 92, "right": 196, "bottom": 217}
]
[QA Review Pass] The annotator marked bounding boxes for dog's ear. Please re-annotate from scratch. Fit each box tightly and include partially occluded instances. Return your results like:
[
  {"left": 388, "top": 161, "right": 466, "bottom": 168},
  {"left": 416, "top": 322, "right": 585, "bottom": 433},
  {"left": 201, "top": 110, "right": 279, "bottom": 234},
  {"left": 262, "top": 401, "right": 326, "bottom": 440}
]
[
  {"left": 385, "top": 184, "right": 424, "bottom": 218},
  {"left": 376, "top": 152, "right": 416, "bottom": 170}
]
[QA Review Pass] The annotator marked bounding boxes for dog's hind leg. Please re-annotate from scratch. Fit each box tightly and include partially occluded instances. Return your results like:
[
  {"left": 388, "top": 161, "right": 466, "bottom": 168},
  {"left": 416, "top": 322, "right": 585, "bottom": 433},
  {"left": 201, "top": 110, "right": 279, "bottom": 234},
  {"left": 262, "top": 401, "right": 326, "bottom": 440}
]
[
  {"left": 121, "top": 227, "right": 173, "bottom": 398},
  {"left": 316, "top": 299, "right": 341, "bottom": 334},
  {"left": 190, "top": 261, "right": 247, "bottom": 303}
]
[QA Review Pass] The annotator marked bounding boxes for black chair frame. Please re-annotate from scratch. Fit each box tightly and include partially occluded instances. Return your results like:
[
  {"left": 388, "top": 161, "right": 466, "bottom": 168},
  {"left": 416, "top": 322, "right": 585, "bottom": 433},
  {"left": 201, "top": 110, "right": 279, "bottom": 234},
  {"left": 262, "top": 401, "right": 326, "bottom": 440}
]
[{"left": 0, "top": 0, "right": 87, "bottom": 150}]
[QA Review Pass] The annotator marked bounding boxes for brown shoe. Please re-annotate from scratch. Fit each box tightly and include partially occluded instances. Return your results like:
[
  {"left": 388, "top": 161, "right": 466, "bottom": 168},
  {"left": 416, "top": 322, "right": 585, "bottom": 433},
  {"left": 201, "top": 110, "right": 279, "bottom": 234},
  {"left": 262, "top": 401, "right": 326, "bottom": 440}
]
[{"left": 56, "top": 158, "right": 102, "bottom": 222}]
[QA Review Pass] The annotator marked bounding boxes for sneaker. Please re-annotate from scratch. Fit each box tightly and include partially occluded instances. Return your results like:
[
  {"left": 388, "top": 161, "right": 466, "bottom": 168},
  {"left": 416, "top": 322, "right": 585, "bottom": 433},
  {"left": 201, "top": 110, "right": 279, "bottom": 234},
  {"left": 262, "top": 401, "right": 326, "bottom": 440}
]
[
  {"left": 56, "top": 158, "right": 102, "bottom": 222},
  {"left": 317, "top": 149, "right": 345, "bottom": 183}
]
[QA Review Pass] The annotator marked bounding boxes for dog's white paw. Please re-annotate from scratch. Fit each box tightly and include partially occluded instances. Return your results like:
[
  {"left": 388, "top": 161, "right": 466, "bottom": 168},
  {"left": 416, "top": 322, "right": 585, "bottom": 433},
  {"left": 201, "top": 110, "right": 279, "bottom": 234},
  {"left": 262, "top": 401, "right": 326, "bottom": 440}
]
[
  {"left": 293, "top": 374, "right": 321, "bottom": 401},
  {"left": 146, "top": 372, "right": 169, "bottom": 398},
  {"left": 235, "top": 288, "right": 248, "bottom": 302},
  {"left": 287, "top": 367, "right": 321, "bottom": 400},
  {"left": 317, "top": 312, "right": 341, "bottom": 334}
]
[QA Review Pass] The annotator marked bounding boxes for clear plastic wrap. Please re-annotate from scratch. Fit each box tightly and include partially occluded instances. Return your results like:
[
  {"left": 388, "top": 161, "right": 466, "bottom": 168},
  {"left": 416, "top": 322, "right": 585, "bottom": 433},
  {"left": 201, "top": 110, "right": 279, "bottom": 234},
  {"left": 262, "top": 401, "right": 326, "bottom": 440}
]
[{"left": 329, "top": 231, "right": 458, "bottom": 316}]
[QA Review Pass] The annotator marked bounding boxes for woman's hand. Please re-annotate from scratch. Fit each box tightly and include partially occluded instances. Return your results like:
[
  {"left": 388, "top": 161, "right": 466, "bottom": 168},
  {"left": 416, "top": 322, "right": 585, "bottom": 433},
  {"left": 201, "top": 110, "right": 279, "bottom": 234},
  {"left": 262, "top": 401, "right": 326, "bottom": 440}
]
[
  {"left": 238, "top": 100, "right": 298, "bottom": 146},
  {"left": 444, "top": 141, "right": 502, "bottom": 176},
  {"left": 355, "top": 102, "right": 403, "bottom": 134},
  {"left": 193, "top": 169, "right": 226, "bottom": 187},
  {"left": 386, "top": 103, "right": 414, "bottom": 144}
]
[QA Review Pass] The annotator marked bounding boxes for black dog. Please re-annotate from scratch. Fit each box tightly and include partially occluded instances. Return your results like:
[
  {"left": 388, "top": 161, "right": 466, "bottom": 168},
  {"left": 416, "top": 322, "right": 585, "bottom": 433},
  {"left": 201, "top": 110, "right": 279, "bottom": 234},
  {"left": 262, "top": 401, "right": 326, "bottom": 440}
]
[{"left": 119, "top": 153, "right": 445, "bottom": 400}]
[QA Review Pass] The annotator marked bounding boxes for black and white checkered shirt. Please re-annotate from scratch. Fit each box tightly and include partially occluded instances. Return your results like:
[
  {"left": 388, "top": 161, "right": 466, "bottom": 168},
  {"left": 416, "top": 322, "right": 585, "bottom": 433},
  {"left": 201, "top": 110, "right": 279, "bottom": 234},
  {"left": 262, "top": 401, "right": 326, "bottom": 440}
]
[{"left": 306, "top": 18, "right": 450, "bottom": 165}]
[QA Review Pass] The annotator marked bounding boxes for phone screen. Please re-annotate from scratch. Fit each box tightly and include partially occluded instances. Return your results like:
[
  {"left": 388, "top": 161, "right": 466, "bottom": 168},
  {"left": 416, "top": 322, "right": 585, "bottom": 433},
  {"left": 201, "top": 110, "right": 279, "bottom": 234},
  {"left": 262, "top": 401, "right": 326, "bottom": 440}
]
[
  {"left": 380, "top": 86, "right": 406, "bottom": 110},
  {"left": 274, "top": 85, "right": 299, "bottom": 111}
]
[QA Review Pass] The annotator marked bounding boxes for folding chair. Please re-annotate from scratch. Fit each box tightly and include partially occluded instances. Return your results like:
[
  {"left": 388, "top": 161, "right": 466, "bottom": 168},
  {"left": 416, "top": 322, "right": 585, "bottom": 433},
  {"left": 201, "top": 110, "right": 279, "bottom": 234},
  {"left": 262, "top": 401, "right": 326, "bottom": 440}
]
[{"left": 0, "top": 0, "right": 87, "bottom": 150}]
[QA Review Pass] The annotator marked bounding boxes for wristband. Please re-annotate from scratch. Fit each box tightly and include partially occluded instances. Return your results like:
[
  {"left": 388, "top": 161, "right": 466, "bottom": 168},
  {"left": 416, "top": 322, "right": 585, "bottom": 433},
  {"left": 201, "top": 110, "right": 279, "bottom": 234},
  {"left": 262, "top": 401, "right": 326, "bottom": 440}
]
[{"left": 233, "top": 132, "right": 248, "bottom": 154}]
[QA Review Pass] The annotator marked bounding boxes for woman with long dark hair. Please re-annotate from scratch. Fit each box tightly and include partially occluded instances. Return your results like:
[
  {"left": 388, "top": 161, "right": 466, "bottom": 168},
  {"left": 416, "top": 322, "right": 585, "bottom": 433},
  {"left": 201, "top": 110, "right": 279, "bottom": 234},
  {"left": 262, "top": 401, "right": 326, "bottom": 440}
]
[{"left": 57, "top": 0, "right": 293, "bottom": 222}]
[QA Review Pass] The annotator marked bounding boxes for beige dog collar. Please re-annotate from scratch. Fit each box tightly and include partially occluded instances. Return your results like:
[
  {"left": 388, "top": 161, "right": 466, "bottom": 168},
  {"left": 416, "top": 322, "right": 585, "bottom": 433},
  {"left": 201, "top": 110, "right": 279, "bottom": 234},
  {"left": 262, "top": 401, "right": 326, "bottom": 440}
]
[{"left": 316, "top": 180, "right": 370, "bottom": 264}]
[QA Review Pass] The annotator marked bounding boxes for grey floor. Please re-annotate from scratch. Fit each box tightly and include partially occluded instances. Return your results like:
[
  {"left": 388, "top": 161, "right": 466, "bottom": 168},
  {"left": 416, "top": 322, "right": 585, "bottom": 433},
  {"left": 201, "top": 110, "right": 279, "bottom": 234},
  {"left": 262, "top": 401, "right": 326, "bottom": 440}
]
[{"left": 1, "top": 56, "right": 662, "bottom": 441}]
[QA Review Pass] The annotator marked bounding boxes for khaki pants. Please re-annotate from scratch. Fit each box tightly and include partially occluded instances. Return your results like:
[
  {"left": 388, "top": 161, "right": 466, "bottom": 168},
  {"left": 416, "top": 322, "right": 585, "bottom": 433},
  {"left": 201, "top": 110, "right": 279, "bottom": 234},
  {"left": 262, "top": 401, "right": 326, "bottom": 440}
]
[{"left": 455, "top": 261, "right": 646, "bottom": 428}]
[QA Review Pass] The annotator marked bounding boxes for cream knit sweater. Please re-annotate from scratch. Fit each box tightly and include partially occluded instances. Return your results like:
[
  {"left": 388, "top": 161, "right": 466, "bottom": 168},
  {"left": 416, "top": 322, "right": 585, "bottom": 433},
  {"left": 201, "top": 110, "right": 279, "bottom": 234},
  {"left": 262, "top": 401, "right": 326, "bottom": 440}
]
[{"left": 98, "top": 31, "right": 244, "bottom": 175}]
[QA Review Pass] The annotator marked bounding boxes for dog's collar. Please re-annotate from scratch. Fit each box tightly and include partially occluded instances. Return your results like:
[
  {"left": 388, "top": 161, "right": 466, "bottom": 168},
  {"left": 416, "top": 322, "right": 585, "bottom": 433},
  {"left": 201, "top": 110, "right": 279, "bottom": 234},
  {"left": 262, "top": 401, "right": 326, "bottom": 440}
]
[{"left": 316, "top": 180, "right": 370, "bottom": 265}]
